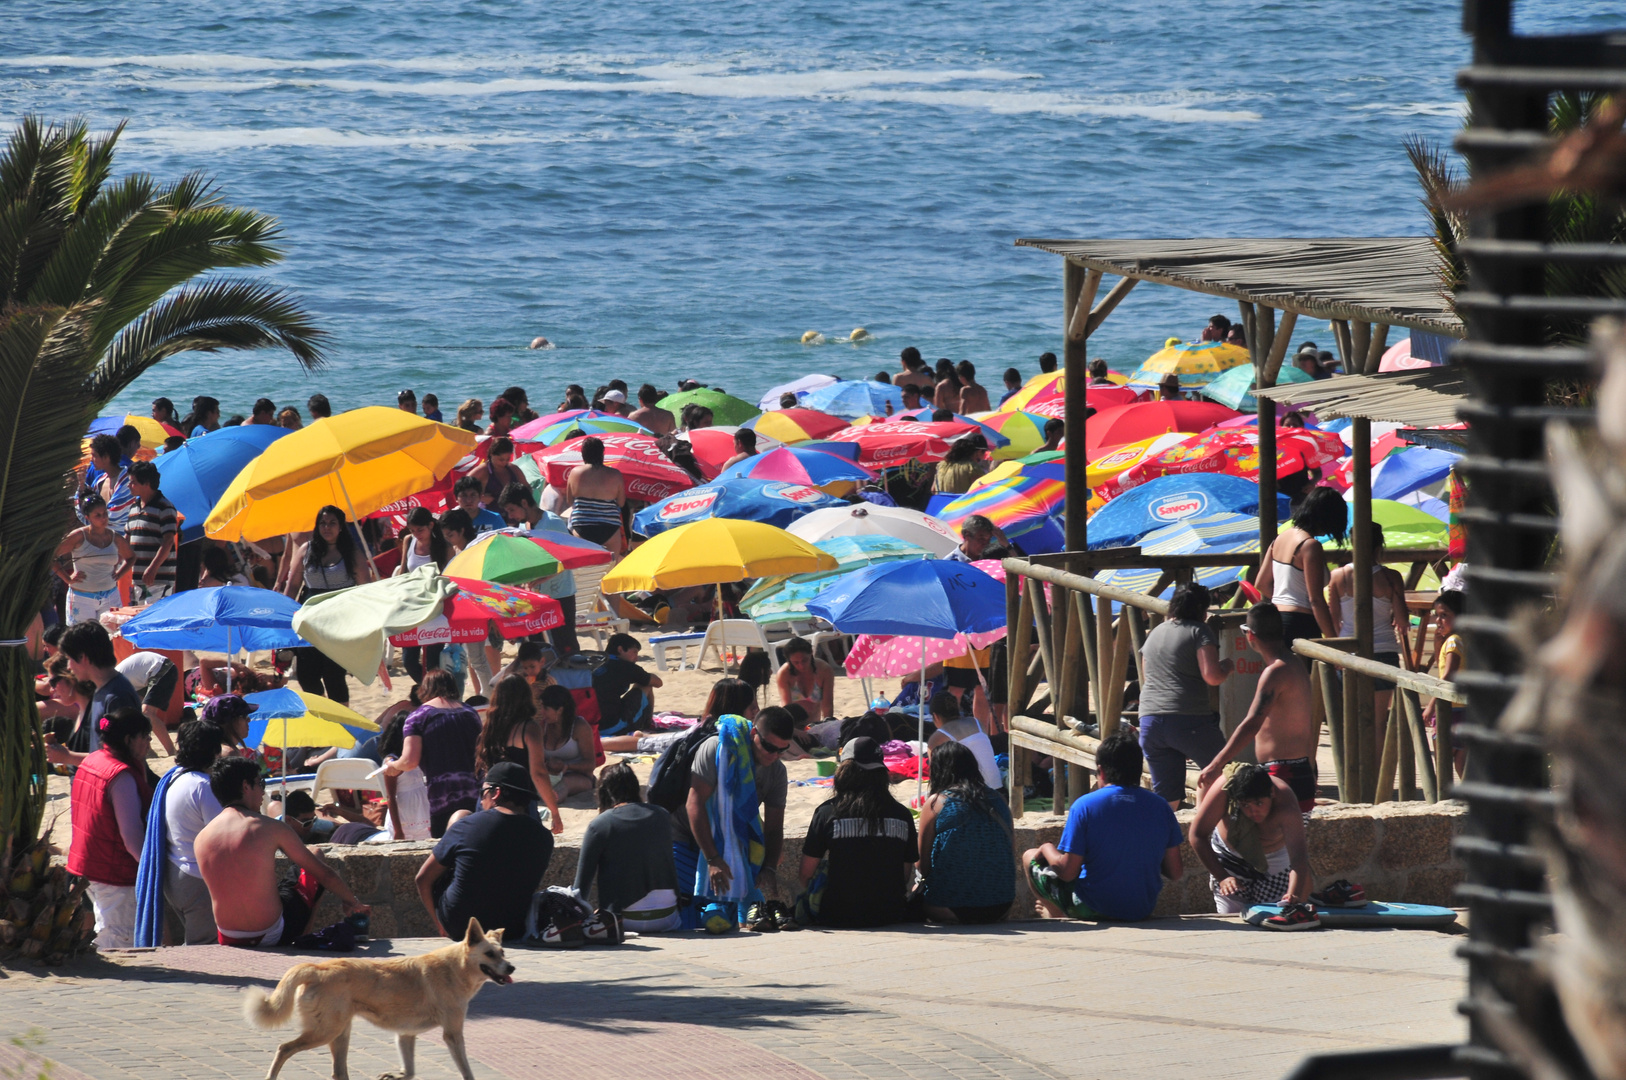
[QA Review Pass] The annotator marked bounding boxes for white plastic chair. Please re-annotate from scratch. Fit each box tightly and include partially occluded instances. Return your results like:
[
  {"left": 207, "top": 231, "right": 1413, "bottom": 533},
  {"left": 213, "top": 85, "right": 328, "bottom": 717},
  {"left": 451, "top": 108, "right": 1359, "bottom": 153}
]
[
  {"left": 311, "top": 758, "right": 387, "bottom": 803},
  {"left": 698, "top": 620, "right": 789, "bottom": 671},
  {"left": 572, "top": 562, "right": 631, "bottom": 650}
]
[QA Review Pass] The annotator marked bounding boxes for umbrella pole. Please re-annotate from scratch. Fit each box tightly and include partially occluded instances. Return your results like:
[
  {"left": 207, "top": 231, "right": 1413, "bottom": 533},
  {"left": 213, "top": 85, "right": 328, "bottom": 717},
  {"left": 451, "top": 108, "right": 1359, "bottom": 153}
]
[
  {"left": 336, "top": 476, "right": 383, "bottom": 580},
  {"left": 225, "top": 624, "right": 232, "bottom": 693},
  {"left": 917, "top": 635, "right": 927, "bottom": 805}
]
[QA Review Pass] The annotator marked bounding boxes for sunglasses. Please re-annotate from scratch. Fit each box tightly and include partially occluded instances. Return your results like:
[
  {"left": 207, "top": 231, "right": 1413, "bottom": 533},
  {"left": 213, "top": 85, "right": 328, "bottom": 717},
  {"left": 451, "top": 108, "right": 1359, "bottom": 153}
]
[{"left": 757, "top": 732, "right": 791, "bottom": 756}]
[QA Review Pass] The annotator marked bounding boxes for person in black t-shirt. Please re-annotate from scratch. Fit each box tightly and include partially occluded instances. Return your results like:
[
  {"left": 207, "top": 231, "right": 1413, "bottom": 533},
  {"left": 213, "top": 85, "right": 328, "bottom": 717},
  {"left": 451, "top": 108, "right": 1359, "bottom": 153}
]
[
  {"left": 415, "top": 762, "right": 553, "bottom": 939},
  {"left": 797, "top": 738, "right": 918, "bottom": 928},
  {"left": 592, "top": 633, "right": 662, "bottom": 737}
]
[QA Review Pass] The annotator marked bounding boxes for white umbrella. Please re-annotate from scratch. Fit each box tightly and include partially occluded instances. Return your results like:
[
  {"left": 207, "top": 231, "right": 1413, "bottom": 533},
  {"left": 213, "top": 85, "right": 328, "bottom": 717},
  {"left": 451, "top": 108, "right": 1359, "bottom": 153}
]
[
  {"left": 759, "top": 374, "right": 839, "bottom": 410},
  {"left": 787, "top": 504, "right": 963, "bottom": 557}
]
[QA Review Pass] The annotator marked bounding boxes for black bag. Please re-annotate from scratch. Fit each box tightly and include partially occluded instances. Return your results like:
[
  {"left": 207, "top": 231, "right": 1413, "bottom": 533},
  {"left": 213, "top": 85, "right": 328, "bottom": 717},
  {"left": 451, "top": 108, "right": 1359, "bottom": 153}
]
[
  {"left": 528, "top": 887, "right": 594, "bottom": 947},
  {"left": 646, "top": 718, "right": 717, "bottom": 814},
  {"left": 839, "top": 711, "right": 892, "bottom": 747}
]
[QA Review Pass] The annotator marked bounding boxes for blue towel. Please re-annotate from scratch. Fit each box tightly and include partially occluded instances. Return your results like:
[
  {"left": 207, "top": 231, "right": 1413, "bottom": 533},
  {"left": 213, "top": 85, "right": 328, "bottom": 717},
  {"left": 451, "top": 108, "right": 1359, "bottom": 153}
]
[
  {"left": 694, "top": 715, "right": 764, "bottom": 904},
  {"left": 134, "top": 766, "right": 186, "bottom": 947}
]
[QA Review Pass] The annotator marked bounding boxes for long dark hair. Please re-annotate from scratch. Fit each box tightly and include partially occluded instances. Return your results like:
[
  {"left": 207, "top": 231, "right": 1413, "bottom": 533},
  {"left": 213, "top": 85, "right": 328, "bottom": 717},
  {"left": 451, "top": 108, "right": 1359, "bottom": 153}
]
[
  {"left": 828, "top": 759, "right": 904, "bottom": 838},
  {"left": 1290, "top": 486, "right": 1348, "bottom": 544},
  {"left": 402, "top": 507, "right": 449, "bottom": 568},
  {"left": 478, "top": 675, "right": 536, "bottom": 774},
  {"left": 307, "top": 505, "right": 361, "bottom": 578},
  {"left": 179, "top": 395, "right": 219, "bottom": 433},
  {"left": 703, "top": 677, "right": 756, "bottom": 720},
  {"left": 928, "top": 741, "right": 994, "bottom": 820},
  {"left": 538, "top": 683, "right": 579, "bottom": 747}
]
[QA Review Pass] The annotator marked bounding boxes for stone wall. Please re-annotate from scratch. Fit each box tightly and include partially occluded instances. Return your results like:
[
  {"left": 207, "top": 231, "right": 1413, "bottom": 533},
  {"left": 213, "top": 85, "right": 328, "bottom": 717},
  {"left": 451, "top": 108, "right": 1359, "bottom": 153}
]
[{"left": 299, "top": 799, "right": 1467, "bottom": 936}]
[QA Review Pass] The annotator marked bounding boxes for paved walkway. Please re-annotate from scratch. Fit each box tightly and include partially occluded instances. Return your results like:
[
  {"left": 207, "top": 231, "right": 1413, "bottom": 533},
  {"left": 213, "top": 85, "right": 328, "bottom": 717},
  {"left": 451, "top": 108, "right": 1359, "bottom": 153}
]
[{"left": 0, "top": 917, "right": 1464, "bottom": 1080}]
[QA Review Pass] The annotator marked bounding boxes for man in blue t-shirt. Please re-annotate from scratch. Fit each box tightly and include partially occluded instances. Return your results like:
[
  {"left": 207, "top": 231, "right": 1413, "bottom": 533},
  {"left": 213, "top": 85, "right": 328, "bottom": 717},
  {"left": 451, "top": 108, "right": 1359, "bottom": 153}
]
[{"left": 1022, "top": 733, "right": 1184, "bottom": 921}]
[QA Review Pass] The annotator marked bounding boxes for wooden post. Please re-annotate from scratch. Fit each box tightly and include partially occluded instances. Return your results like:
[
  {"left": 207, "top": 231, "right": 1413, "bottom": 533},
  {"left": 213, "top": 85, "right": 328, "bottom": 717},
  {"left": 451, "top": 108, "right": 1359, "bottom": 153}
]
[
  {"left": 1257, "top": 390, "right": 1278, "bottom": 555},
  {"left": 1398, "top": 692, "right": 1417, "bottom": 801},
  {"left": 1350, "top": 321, "right": 1372, "bottom": 376},
  {"left": 1006, "top": 571, "right": 1033, "bottom": 716},
  {"left": 1331, "top": 320, "right": 1354, "bottom": 374},
  {"left": 1084, "top": 276, "right": 1138, "bottom": 338},
  {"left": 1365, "top": 323, "right": 1391, "bottom": 374},
  {"left": 1237, "top": 300, "right": 1258, "bottom": 365},
  {"left": 1094, "top": 591, "right": 1114, "bottom": 730},
  {"left": 1125, "top": 607, "right": 1147, "bottom": 690},
  {"left": 1342, "top": 654, "right": 1362, "bottom": 801},
  {"left": 1318, "top": 660, "right": 1349, "bottom": 802},
  {"left": 1255, "top": 304, "right": 1276, "bottom": 373},
  {"left": 1402, "top": 688, "right": 1439, "bottom": 803},
  {"left": 1436, "top": 698, "right": 1455, "bottom": 799},
  {"left": 1063, "top": 260, "right": 1095, "bottom": 553},
  {"left": 1262, "top": 310, "right": 1299, "bottom": 386},
  {"left": 1374, "top": 693, "right": 1401, "bottom": 803},
  {"left": 1027, "top": 578, "right": 1055, "bottom": 696},
  {"left": 1352, "top": 417, "right": 1375, "bottom": 801},
  {"left": 1078, "top": 590, "right": 1099, "bottom": 725},
  {"left": 1100, "top": 613, "right": 1133, "bottom": 738}
]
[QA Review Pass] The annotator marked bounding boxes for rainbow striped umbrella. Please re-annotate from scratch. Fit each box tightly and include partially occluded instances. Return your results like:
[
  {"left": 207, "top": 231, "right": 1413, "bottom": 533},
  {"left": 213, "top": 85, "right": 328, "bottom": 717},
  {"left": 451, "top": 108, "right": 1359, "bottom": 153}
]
[
  {"left": 971, "top": 410, "right": 1049, "bottom": 460},
  {"left": 1126, "top": 341, "right": 1251, "bottom": 390},
  {"left": 1000, "top": 371, "right": 1063, "bottom": 413},
  {"left": 934, "top": 462, "right": 1064, "bottom": 536},
  {"left": 533, "top": 412, "right": 649, "bottom": 445}
]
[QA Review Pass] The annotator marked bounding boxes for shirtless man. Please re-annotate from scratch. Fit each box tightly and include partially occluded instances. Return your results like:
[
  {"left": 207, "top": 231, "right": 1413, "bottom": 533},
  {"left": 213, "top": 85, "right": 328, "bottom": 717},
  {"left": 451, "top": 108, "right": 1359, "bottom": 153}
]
[
  {"left": 719, "top": 429, "right": 757, "bottom": 472},
  {"left": 956, "top": 361, "right": 991, "bottom": 413},
  {"left": 1197, "top": 602, "right": 1319, "bottom": 812},
  {"left": 563, "top": 436, "right": 628, "bottom": 552},
  {"left": 1190, "top": 762, "right": 1317, "bottom": 928},
  {"left": 629, "top": 383, "right": 676, "bottom": 435},
  {"left": 194, "top": 756, "right": 368, "bottom": 947},
  {"left": 895, "top": 347, "right": 935, "bottom": 391}
]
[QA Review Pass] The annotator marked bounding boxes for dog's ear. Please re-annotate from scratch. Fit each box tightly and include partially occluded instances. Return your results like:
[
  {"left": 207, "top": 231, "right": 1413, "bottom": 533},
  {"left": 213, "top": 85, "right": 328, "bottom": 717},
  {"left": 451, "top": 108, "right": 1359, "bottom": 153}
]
[
  {"left": 463, "top": 918, "right": 485, "bottom": 945},
  {"left": 487, "top": 927, "right": 504, "bottom": 946}
]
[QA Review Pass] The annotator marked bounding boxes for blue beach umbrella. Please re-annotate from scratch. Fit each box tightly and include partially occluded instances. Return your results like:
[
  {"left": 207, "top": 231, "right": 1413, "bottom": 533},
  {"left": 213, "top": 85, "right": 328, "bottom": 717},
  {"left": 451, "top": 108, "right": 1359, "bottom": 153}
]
[
  {"left": 795, "top": 439, "right": 862, "bottom": 462},
  {"left": 808, "top": 559, "right": 1005, "bottom": 796},
  {"left": 119, "top": 586, "right": 307, "bottom": 658},
  {"left": 1095, "top": 511, "right": 1260, "bottom": 606},
  {"left": 1370, "top": 446, "right": 1460, "bottom": 502},
  {"left": 739, "top": 535, "right": 931, "bottom": 624},
  {"left": 1085, "top": 474, "right": 1290, "bottom": 550},
  {"left": 799, "top": 379, "right": 906, "bottom": 419},
  {"left": 631, "top": 478, "right": 847, "bottom": 537},
  {"left": 154, "top": 425, "right": 289, "bottom": 542}
]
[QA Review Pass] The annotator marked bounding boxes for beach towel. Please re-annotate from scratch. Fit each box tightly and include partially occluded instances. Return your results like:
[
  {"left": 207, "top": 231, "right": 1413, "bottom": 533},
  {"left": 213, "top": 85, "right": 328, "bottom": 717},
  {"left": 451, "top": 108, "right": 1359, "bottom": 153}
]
[
  {"left": 694, "top": 714, "right": 765, "bottom": 904},
  {"left": 134, "top": 765, "right": 185, "bottom": 947},
  {"left": 292, "top": 564, "right": 456, "bottom": 683}
]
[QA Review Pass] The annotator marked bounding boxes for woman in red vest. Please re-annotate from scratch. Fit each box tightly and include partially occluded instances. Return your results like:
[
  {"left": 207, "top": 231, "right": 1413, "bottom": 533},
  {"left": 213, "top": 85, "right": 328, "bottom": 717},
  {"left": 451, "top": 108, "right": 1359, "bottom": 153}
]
[{"left": 67, "top": 707, "right": 155, "bottom": 949}]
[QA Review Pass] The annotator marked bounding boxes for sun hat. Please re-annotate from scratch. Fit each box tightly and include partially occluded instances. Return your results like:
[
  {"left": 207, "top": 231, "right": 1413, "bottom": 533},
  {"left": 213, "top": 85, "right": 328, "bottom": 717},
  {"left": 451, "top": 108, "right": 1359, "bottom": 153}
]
[
  {"left": 839, "top": 737, "right": 887, "bottom": 771},
  {"left": 602, "top": 389, "right": 627, "bottom": 404}
]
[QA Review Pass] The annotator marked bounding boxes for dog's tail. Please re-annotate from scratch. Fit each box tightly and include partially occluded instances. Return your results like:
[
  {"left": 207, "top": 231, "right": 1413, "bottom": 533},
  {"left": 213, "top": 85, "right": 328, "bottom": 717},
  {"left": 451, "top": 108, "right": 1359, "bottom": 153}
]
[{"left": 243, "top": 964, "right": 319, "bottom": 1030}]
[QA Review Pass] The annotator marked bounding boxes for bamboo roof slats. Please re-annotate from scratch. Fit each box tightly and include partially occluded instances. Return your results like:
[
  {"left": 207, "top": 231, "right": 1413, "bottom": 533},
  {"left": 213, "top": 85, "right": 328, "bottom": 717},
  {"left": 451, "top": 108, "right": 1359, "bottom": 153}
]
[{"left": 1259, "top": 367, "right": 1470, "bottom": 427}]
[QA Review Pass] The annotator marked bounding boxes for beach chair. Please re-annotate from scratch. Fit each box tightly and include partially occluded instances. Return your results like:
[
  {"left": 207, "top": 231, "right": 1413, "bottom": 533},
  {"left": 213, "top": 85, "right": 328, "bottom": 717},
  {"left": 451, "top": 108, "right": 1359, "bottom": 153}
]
[
  {"left": 311, "top": 758, "right": 387, "bottom": 804},
  {"left": 697, "top": 620, "right": 792, "bottom": 672},
  {"left": 650, "top": 628, "right": 708, "bottom": 671},
  {"left": 573, "top": 562, "right": 630, "bottom": 650}
]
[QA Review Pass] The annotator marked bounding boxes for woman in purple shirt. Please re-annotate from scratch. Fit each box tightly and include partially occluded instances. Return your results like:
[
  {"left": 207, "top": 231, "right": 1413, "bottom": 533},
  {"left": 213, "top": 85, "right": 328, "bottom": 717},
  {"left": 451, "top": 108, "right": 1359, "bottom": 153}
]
[{"left": 385, "top": 669, "right": 482, "bottom": 836}]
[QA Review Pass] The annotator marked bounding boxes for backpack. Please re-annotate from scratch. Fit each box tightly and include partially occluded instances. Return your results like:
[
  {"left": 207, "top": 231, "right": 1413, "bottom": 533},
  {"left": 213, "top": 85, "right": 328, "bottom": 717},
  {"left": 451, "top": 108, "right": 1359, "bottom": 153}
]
[
  {"left": 839, "top": 711, "right": 892, "bottom": 747},
  {"left": 645, "top": 719, "right": 717, "bottom": 814}
]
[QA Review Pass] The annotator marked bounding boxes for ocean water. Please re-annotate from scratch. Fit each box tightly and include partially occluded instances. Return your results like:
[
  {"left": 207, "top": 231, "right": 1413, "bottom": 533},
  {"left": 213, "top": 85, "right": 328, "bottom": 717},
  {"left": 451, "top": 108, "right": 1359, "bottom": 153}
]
[{"left": 3, "top": 0, "right": 1618, "bottom": 419}]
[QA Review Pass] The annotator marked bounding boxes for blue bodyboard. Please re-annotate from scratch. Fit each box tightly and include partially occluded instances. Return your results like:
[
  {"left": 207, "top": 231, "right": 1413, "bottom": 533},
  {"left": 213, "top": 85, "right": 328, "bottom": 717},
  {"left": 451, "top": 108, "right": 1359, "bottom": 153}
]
[{"left": 1244, "top": 901, "right": 1458, "bottom": 929}]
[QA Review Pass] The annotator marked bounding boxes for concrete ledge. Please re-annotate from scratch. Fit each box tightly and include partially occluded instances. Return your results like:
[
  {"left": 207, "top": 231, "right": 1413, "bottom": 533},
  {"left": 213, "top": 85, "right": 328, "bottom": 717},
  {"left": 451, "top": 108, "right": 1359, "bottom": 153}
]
[{"left": 297, "top": 799, "right": 1467, "bottom": 936}]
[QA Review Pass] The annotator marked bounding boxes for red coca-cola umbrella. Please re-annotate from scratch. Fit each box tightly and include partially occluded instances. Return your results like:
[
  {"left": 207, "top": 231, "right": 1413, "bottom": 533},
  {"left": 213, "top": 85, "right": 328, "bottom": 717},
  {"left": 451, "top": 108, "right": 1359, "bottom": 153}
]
[
  {"left": 390, "top": 577, "right": 563, "bottom": 646},
  {"left": 530, "top": 435, "right": 697, "bottom": 501},
  {"left": 826, "top": 420, "right": 983, "bottom": 466},
  {"left": 1084, "top": 400, "right": 1240, "bottom": 455},
  {"left": 1085, "top": 385, "right": 1144, "bottom": 410},
  {"left": 685, "top": 426, "right": 784, "bottom": 479}
]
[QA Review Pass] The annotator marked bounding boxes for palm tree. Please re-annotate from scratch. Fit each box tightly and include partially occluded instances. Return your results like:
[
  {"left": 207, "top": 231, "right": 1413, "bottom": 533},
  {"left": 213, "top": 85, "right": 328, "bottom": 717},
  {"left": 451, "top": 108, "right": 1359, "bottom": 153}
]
[{"left": 0, "top": 117, "right": 325, "bottom": 885}]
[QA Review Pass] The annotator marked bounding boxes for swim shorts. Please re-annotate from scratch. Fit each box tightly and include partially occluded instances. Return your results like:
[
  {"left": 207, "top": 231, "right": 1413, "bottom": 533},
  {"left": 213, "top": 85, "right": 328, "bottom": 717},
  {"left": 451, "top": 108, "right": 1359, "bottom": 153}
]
[
  {"left": 1026, "top": 860, "right": 1103, "bottom": 920},
  {"left": 1265, "top": 756, "right": 1317, "bottom": 812}
]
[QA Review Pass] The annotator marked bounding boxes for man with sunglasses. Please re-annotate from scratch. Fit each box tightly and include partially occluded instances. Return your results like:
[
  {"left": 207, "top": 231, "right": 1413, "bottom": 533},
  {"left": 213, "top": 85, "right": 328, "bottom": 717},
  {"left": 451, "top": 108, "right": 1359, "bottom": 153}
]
[{"left": 671, "top": 707, "right": 795, "bottom": 917}]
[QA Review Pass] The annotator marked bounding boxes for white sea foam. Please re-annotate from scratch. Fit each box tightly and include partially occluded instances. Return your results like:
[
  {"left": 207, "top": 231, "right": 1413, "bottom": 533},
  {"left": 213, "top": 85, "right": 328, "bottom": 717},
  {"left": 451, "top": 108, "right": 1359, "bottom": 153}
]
[
  {"left": 1352, "top": 101, "right": 1467, "bottom": 118},
  {"left": 118, "top": 126, "right": 557, "bottom": 150}
]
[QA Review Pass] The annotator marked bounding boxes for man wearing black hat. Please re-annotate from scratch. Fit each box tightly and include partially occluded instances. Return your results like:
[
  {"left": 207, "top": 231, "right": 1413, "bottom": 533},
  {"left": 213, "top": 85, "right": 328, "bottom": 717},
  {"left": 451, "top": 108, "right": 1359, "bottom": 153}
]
[{"left": 415, "top": 762, "right": 553, "bottom": 939}]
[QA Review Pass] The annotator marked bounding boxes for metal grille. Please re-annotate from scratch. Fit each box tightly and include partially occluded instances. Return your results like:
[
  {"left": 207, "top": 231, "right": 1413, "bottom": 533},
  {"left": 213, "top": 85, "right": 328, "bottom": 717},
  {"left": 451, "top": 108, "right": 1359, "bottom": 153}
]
[{"left": 1452, "top": 3, "right": 1624, "bottom": 1078}]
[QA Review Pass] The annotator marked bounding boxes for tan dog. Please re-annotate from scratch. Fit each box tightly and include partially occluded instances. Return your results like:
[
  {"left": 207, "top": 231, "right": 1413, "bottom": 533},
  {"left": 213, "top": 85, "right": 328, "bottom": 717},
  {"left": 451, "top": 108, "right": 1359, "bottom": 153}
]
[{"left": 243, "top": 918, "right": 514, "bottom": 1080}]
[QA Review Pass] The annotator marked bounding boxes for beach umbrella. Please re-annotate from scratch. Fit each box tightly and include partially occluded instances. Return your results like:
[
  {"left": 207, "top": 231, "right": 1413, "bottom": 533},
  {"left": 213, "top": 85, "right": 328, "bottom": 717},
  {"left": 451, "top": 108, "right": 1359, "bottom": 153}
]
[
  {"left": 89, "top": 414, "right": 182, "bottom": 449},
  {"left": 523, "top": 530, "right": 616, "bottom": 569},
  {"left": 798, "top": 379, "right": 906, "bottom": 419},
  {"left": 787, "top": 503, "right": 963, "bottom": 556},
  {"left": 443, "top": 531, "right": 563, "bottom": 584},
  {"left": 1104, "top": 425, "right": 1346, "bottom": 497},
  {"left": 1084, "top": 474, "right": 1291, "bottom": 550},
  {"left": 759, "top": 374, "right": 839, "bottom": 410},
  {"left": 657, "top": 388, "right": 761, "bottom": 426},
  {"left": 1082, "top": 434, "right": 1189, "bottom": 493},
  {"left": 243, "top": 688, "right": 380, "bottom": 751},
  {"left": 601, "top": 518, "right": 837, "bottom": 592},
  {"left": 530, "top": 434, "right": 697, "bottom": 501},
  {"left": 531, "top": 411, "right": 649, "bottom": 445},
  {"left": 1084, "top": 400, "right": 1241, "bottom": 455},
  {"left": 1200, "top": 363, "right": 1314, "bottom": 412},
  {"left": 1085, "top": 385, "right": 1142, "bottom": 411},
  {"left": 390, "top": 578, "right": 563, "bottom": 646},
  {"left": 1094, "top": 512, "right": 1261, "bottom": 603},
  {"left": 685, "top": 426, "right": 783, "bottom": 479},
  {"left": 714, "top": 445, "right": 875, "bottom": 492},
  {"left": 969, "top": 410, "right": 1049, "bottom": 460},
  {"left": 1125, "top": 341, "right": 1251, "bottom": 390},
  {"left": 935, "top": 462, "right": 1064, "bottom": 540},
  {"left": 632, "top": 479, "right": 847, "bottom": 537},
  {"left": 203, "top": 408, "right": 476, "bottom": 553},
  {"left": 973, "top": 449, "right": 1068, "bottom": 492},
  {"left": 1378, "top": 336, "right": 1445, "bottom": 373},
  {"left": 795, "top": 439, "right": 862, "bottom": 462},
  {"left": 808, "top": 559, "right": 1006, "bottom": 799},
  {"left": 1370, "top": 446, "right": 1461, "bottom": 502},
  {"left": 119, "top": 586, "right": 307, "bottom": 654},
  {"left": 152, "top": 425, "right": 289, "bottom": 542},
  {"left": 871, "top": 409, "right": 1012, "bottom": 449},
  {"left": 744, "top": 408, "right": 848, "bottom": 444},
  {"left": 1331, "top": 499, "right": 1449, "bottom": 553},
  {"left": 739, "top": 535, "right": 931, "bottom": 624},
  {"left": 827, "top": 420, "right": 981, "bottom": 466},
  {"left": 1000, "top": 371, "right": 1063, "bottom": 414}
]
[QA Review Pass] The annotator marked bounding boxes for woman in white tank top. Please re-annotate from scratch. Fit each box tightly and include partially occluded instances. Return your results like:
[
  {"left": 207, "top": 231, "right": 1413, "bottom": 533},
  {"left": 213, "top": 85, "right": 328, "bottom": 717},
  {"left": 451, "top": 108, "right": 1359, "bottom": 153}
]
[
  {"left": 1252, "top": 487, "right": 1347, "bottom": 647},
  {"left": 1326, "top": 522, "right": 1414, "bottom": 770},
  {"left": 54, "top": 495, "right": 135, "bottom": 623}
]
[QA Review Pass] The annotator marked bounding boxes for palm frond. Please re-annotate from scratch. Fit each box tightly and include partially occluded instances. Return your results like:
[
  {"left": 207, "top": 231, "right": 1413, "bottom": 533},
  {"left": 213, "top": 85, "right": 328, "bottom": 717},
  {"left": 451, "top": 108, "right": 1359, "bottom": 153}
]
[
  {"left": 25, "top": 172, "right": 161, "bottom": 309},
  {"left": 1404, "top": 134, "right": 1468, "bottom": 310},
  {"left": 86, "top": 278, "right": 326, "bottom": 403}
]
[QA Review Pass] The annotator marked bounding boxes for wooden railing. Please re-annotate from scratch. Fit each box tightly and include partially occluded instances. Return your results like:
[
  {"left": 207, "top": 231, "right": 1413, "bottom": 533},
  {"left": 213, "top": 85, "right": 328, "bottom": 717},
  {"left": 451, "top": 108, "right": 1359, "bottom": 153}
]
[{"left": 1002, "top": 551, "right": 1461, "bottom": 817}]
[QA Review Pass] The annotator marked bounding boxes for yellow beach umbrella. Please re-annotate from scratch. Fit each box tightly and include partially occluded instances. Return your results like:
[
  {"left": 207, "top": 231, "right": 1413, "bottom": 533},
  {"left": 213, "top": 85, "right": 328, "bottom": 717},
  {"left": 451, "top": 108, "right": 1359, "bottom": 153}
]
[
  {"left": 1126, "top": 341, "right": 1250, "bottom": 390},
  {"left": 243, "top": 688, "right": 380, "bottom": 750},
  {"left": 999, "top": 371, "right": 1062, "bottom": 414},
  {"left": 1085, "top": 433, "right": 1193, "bottom": 488},
  {"left": 204, "top": 407, "right": 476, "bottom": 543},
  {"left": 601, "top": 518, "right": 838, "bottom": 592}
]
